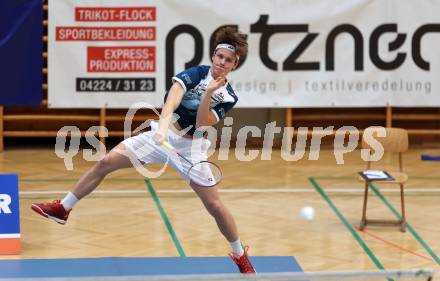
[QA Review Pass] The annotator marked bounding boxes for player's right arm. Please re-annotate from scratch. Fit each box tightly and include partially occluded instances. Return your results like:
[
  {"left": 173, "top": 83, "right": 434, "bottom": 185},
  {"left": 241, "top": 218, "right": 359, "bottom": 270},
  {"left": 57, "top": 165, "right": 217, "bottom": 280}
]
[
  {"left": 154, "top": 66, "right": 206, "bottom": 143},
  {"left": 154, "top": 82, "right": 185, "bottom": 143}
]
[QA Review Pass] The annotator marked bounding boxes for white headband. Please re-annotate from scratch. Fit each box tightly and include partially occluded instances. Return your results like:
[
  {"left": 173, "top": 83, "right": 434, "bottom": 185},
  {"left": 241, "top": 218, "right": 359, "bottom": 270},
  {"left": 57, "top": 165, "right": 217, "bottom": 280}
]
[{"left": 215, "top": 43, "right": 239, "bottom": 61}]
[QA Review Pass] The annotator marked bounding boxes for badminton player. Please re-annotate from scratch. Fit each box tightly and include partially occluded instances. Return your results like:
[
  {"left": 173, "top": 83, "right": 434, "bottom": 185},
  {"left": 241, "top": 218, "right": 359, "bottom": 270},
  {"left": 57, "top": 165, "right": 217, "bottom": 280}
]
[{"left": 31, "top": 27, "right": 255, "bottom": 273}]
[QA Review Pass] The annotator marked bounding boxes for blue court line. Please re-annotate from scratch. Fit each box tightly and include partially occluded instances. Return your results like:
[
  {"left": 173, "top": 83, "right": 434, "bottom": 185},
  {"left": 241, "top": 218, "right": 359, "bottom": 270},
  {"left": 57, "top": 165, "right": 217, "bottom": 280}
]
[
  {"left": 0, "top": 256, "right": 303, "bottom": 278},
  {"left": 145, "top": 179, "right": 186, "bottom": 257},
  {"left": 308, "top": 177, "right": 386, "bottom": 271}
]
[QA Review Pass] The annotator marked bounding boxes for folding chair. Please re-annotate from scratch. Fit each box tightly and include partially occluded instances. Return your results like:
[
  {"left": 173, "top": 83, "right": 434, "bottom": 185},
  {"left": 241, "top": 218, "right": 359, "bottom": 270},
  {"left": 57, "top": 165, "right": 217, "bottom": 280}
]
[{"left": 359, "top": 127, "right": 409, "bottom": 232}]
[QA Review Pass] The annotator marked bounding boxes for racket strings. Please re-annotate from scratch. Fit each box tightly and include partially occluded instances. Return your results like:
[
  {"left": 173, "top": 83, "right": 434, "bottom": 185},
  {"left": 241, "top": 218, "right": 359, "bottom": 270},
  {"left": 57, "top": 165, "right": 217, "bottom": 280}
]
[{"left": 188, "top": 161, "right": 222, "bottom": 187}]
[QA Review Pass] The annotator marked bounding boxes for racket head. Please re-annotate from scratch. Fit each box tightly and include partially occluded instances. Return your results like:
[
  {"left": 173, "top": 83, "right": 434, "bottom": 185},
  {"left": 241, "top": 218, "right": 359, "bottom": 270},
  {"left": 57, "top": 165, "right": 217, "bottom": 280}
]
[{"left": 187, "top": 161, "right": 222, "bottom": 187}]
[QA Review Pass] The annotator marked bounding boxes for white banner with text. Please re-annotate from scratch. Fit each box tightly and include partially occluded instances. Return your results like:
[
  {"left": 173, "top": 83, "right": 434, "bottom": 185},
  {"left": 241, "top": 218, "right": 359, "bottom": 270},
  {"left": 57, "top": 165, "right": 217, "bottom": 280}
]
[{"left": 48, "top": 0, "right": 440, "bottom": 108}]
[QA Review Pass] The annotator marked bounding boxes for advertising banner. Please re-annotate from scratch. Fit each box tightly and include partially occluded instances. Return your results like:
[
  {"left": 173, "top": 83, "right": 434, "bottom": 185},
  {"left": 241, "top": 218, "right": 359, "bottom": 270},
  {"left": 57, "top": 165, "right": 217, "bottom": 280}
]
[
  {"left": 0, "top": 174, "right": 20, "bottom": 255},
  {"left": 48, "top": 0, "right": 440, "bottom": 108}
]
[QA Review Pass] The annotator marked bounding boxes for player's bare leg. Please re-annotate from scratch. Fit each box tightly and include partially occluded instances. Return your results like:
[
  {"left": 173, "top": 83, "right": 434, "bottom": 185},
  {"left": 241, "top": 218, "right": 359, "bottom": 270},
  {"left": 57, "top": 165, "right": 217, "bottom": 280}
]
[
  {"left": 31, "top": 143, "right": 135, "bottom": 224},
  {"left": 190, "top": 181, "right": 256, "bottom": 273}
]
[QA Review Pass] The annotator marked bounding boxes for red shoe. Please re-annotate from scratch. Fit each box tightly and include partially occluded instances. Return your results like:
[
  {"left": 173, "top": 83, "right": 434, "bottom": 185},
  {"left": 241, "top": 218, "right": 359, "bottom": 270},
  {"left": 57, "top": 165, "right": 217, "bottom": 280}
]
[
  {"left": 229, "top": 246, "right": 256, "bottom": 274},
  {"left": 31, "top": 200, "right": 71, "bottom": 225}
]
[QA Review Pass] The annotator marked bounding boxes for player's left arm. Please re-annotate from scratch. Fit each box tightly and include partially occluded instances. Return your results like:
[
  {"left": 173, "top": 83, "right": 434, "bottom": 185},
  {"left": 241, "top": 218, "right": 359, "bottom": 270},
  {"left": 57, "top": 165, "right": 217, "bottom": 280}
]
[
  {"left": 195, "top": 76, "right": 225, "bottom": 128},
  {"left": 197, "top": 86, "right": 237, "bottom": 130}
]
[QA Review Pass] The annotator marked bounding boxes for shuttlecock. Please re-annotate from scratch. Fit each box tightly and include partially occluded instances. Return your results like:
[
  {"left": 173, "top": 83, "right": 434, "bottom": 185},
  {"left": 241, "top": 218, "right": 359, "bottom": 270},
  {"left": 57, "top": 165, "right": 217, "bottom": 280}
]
[{"left": 300, "top": 206, "right": 315, "bottom": 221}]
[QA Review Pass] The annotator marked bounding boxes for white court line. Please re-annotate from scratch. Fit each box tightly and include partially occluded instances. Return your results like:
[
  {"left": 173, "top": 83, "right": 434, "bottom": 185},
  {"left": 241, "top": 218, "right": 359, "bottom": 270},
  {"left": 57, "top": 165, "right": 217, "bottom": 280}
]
[
  {"left": 19, "top": 188, "right": 440, "bottom": 197},
  {"left": 0, "top": 233, "right": 20, "bottom": 238}
]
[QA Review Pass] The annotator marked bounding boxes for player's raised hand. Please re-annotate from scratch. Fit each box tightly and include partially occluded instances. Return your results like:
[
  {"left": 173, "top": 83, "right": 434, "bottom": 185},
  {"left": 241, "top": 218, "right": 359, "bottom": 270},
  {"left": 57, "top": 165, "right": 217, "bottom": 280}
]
[{"left": 207, "top": 76, "right": 226, "bottom": 93}]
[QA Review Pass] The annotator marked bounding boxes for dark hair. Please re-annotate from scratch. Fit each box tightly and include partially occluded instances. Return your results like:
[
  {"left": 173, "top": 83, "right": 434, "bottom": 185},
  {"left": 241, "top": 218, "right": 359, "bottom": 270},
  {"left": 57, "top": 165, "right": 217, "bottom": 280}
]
[{"left": 214, "top": 27, "right": 248, "bottom": 60}]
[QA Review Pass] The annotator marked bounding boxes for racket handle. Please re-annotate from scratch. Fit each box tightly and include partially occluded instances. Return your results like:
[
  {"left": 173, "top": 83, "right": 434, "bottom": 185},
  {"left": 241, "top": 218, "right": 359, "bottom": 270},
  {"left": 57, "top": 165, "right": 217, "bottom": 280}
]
[{"left": 161, "top": 140, "right": 176, "bottom": 151}]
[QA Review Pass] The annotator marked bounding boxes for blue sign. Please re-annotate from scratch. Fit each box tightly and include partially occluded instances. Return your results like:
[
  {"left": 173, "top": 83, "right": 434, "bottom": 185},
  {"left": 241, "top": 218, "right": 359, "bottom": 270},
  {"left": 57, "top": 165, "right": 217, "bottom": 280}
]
[{"left": 0, "top": 174, "right": 20, "bottom": 235}]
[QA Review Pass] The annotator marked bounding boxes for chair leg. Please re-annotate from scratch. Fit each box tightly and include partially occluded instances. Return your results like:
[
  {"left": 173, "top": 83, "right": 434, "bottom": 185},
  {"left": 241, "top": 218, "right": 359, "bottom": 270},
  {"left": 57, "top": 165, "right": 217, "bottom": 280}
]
[
  {"left": 360, "top": 182, "right": 369, "bottom": 230},
  {"left": 400, "top": 184, "right": 407, "bottom": 232}
]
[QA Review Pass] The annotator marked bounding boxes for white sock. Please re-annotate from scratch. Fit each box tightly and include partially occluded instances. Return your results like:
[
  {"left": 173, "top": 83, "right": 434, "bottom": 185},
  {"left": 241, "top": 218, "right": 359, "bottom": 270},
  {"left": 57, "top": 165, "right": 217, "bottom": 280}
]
[
  {"left": 61, "top": 192, "right": 79, "bottom": 211},
  {"left": 230, "top": 238, "right": 244, "bottom": 257}
]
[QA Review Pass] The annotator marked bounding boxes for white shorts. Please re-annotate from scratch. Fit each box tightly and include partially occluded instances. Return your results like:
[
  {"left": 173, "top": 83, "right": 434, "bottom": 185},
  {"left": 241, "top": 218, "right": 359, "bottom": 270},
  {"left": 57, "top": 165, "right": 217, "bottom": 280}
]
[{"left": 121, "top": 121, "right": 212, "bottom": 184}]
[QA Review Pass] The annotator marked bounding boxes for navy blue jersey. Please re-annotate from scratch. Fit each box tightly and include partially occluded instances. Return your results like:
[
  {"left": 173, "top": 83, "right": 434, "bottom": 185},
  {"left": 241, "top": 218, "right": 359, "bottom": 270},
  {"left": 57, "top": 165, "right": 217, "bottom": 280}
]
[{"left": 164, "top": 65, "right": 238, "bottom": 135}]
